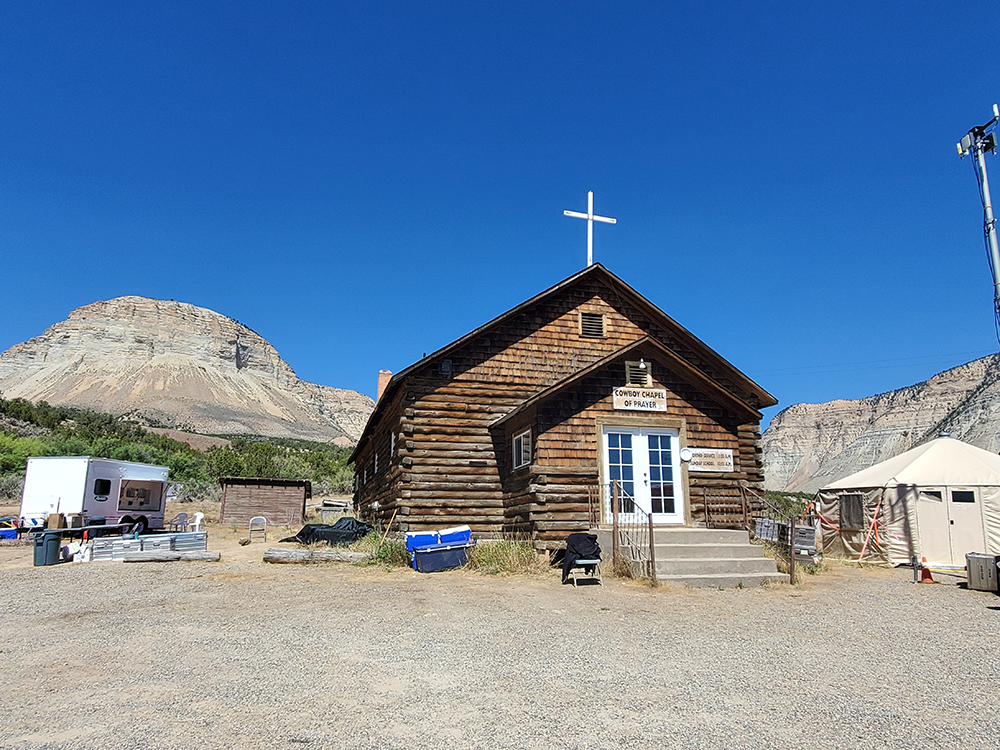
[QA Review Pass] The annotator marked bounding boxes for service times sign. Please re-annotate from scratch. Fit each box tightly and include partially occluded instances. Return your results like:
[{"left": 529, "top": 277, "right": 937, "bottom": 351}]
[
  {"left": 687, "top": 448, "right": 734, "bottom": 472},
  {"left": 612, "top": 387, "right": 667, "bottom": 412}
]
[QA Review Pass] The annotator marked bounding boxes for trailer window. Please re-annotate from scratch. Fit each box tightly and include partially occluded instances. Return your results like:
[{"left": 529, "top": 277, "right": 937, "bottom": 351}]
[{"left": 94, "top": 479, "right": 111, "bottom": 496}]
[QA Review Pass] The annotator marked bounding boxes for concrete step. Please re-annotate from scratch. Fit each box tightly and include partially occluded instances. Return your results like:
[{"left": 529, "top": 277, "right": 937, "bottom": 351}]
[
  {"left": 594, "top": 526, "right": 788, "bottom": 588},
  {"left": 652, "top": 542, "right": 768, "bottom": 560},
  {"left": 655, "top": 555, "right": 780, "bottom": 577},
  {"left": 650, "top": 527, "right": 752, "bottom": 545},
  {"left": 658, "top": 571, "right": 787, "bottom": 589}
]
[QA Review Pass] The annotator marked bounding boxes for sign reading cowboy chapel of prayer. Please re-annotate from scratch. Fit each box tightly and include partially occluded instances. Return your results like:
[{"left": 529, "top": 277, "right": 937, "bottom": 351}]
[
  {"left": 613, "top": 387, "right": 667, "bottom": 412},
  {"left": 688, "top": 448, "right": 734, "bottom": 472}
]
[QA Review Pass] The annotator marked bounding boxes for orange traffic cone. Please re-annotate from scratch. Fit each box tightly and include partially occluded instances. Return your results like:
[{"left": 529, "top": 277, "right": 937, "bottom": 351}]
[{"left": 919, "top": 557, "right": 935, "bottom": 584}]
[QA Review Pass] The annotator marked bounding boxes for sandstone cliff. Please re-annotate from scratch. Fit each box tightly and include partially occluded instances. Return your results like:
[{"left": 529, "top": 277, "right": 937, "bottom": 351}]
[
  {"left": 0, "top": 297, "right": 374, "bottom": 443},
  {"left": 763, "top": 354, "right": 1000, "bottom": 493}
]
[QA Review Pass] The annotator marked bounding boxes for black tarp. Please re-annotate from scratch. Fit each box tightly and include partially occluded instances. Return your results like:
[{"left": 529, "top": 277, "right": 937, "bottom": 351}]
[{"left": 280, "top": 518, "right": 373, "bottom": 546}]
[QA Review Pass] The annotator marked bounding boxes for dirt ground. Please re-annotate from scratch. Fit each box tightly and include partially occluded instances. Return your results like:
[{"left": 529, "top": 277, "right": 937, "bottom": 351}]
[{"left": 2, "top": 501, "right": 998, "bottom": 750}]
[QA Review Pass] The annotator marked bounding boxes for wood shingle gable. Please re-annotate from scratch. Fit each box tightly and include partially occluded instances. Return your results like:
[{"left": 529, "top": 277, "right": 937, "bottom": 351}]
[{"left": 354, "top": 264, "right": 774, "bottom": 459}]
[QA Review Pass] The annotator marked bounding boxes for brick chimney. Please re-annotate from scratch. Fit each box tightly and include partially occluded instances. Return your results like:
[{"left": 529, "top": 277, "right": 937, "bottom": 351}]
[{"left": 377, "top": 369, "right": 392, "bottom": 402}]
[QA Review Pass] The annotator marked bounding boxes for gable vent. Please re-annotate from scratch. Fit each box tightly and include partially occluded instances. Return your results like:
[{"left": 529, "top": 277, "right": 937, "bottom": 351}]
[
  {"left": 580, "top": 312, "right": 605, "bottom": 338},
  {"left": 626, "top": 360, "right": 652, "bottom": 387}
]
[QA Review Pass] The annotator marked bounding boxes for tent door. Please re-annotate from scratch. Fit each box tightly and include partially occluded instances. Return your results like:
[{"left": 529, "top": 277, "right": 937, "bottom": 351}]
[
  {"left": 947, "top": 487, "right": 985, "bottom": 564},
  {"left": 917, "top": 486, "right": 986, "bottom": 565}
]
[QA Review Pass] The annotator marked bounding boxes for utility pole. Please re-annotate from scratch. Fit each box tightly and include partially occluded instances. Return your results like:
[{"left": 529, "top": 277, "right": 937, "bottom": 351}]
[{"left": 958, "top": 104, "right": 1000, "bottom": 324}]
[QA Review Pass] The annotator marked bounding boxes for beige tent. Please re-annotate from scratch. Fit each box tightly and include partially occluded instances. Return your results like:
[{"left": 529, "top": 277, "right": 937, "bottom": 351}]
[{"left": 817, "top": 435, "right": 1000, "bottom": 566}]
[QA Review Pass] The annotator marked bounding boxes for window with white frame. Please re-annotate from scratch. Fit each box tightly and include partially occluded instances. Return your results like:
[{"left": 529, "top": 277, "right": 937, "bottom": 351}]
[{"left": 513, "top": 429, "right": 532, "bottom": 469}]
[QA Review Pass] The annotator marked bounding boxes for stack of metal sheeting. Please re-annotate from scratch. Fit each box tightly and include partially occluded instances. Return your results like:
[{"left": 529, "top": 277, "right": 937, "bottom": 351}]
[
  {"left": 172, "top": 532, "right": 208, "bottom": 552},
  {"left": 141, "top": 536, "right": 174, "bottom": 552},
  {"left": 90, "top": 538, "right": 143, "bottom": 561}
]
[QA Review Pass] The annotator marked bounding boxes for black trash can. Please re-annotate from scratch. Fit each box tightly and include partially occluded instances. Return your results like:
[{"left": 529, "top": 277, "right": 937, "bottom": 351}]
[{"left": 33, "top": 530, "right": 62, "bottom": 567}]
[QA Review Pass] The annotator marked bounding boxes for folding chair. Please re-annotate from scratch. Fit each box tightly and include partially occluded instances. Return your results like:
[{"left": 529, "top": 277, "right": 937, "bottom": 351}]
[
  {"left": 561, "top": 532, "right": 603, "bottom": 587},
  {"left": 248, "top": 516, "right": 267, "bottom": 542}
]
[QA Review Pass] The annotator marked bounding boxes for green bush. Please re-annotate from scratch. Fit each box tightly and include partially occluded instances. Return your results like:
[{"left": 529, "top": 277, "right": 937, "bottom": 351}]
[
  {"left": 0, "top": 398, "right": 355, "bottom": 504},
  {"left": 0, "top": 473, "right": 24, "bottom": 502}
]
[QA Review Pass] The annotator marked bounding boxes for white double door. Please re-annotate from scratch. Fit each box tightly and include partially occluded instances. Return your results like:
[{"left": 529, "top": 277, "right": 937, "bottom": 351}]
[{"left": 602, "top": 426, "right": 684, "bottom": 525}]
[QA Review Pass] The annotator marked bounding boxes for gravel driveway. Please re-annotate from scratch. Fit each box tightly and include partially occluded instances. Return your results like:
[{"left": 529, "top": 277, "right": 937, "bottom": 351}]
[{"left": 1, "top": 539, "right": 998, "bottom": 750}]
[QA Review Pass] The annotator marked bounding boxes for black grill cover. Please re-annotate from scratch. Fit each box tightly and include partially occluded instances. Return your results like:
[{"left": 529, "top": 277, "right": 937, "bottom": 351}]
[{"left": 280, "top": 518, "right": 373, "bottom": 546}]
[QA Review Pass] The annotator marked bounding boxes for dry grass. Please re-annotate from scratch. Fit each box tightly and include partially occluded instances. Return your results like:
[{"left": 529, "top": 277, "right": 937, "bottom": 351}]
[{"left": 466, "top": 538, "right": 550, "bottom": 576}]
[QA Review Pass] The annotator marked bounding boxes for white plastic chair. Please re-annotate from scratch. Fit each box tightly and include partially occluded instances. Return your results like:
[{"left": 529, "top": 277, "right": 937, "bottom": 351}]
[
  {"left": 188, "top": 512, "right": 204, "bottom": 532},
  {"left": 248, "top": 516, "right": 267, "bottom": 542}
]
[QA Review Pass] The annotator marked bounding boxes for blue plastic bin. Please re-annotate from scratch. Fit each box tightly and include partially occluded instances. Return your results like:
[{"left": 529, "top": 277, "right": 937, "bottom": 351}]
[
  {"left": 406, "top": 531, "right": 439, "bottom": 570},
  {"left": 413, "top": 542, "right": 471, "bottom": 573}
]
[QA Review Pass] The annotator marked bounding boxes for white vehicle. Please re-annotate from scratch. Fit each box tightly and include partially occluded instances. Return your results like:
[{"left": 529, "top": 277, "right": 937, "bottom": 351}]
[{"left": 20, "top": 457, "right": 169, "bottom": 533}]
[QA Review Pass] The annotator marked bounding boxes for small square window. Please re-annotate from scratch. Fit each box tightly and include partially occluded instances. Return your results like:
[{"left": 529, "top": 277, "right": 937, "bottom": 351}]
[
  {"left": 840, "top": 493, "right": 864, "bottom": 531},
  {"left": 580, "top": 312, "right": 605, "bottom": 338},
  {"left": 94, "top": 479, "right": 111, "bottom": 496},
  {"left": 513, "top": 429, "right": 532, "bottom": 469},
  {"left": 951, "top": 490, "right": 976, "bottom": 503}
]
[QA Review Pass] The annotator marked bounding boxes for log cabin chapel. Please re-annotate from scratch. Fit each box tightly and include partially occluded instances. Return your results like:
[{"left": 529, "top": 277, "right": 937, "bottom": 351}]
[{"left": 351, "top": 263, "right": 777, "bottom": 561}]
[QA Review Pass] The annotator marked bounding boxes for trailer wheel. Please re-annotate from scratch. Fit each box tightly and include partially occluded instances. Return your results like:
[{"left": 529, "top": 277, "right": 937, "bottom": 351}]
[
  {"left": 132, "top": 516, "right": 149, "bottom": 535},
  {"left": 120, "top": 516, "right": 134, "bottom": 529}
]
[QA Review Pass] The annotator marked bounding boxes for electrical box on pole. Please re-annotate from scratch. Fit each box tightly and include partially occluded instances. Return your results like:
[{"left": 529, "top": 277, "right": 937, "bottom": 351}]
[{"left": 957, "top": 104, "right": 1000, "bottom": 332}]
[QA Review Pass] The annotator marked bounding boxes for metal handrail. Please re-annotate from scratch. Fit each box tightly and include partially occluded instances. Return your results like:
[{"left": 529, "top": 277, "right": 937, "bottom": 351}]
[{"left": 605, "top": 480, "right": 657, "bottom": 583}]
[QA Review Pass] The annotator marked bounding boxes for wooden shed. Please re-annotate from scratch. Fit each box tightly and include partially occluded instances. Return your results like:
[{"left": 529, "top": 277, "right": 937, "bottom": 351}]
[
  {"left": 219, "top": 477, "right": 311, "bottom": 526},
  {"left": 351, "top": 263, "right": 777, "bottom": 555}
]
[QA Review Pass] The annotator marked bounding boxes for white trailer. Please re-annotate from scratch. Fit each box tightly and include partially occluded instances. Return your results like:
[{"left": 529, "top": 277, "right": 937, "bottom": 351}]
[{"left": 20, "top": 457, "right": 169, "bottom": 533}]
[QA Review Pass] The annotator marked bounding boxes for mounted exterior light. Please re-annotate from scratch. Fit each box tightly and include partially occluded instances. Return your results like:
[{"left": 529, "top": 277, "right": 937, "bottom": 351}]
[{"left": 639, "top": 358, "right": 646, "bottom": 370}]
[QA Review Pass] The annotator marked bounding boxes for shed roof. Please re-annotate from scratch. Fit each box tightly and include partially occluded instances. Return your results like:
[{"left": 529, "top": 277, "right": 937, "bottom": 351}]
[{"left": 821, "top": 436, "right": 1000, "bottom": 490}]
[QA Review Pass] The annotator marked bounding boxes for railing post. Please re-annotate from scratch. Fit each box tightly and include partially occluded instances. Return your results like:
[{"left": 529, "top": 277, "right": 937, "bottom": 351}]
[
  {"left": 612, "top": 481, "right": 619, "bottom": 567},
  {"left": 647, "top": 512, "right": 657, "bottom": 586},
  {"left": 788, "top": 516, "right": 796, "bottom": 585}
]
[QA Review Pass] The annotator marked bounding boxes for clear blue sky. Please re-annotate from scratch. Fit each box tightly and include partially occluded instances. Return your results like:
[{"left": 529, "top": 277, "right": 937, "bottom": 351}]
[{"left": 2, "top": 1, "right": 998, "bottom": 430}]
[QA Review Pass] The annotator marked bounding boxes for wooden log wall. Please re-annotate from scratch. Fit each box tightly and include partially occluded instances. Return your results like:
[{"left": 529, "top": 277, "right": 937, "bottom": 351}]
[{"left": 353, "top": 272, "right": 770, "bottom": 546}]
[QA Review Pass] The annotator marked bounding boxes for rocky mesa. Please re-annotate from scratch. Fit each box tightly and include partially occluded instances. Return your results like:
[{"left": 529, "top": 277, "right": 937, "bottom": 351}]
[
  {"left": 0, "top": 297, "right": 374, "bottom": 443},
  {"left": 763, "top": 354, "right": 1000, "bottom": 493}
]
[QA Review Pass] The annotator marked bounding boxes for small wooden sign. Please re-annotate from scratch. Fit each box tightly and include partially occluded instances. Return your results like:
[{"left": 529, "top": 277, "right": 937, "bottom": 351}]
[
  {"left": 688, "top": 448, "right": 734, "bottom": 472},
  {"left": 612, "top": 387, "right": 667, "bottom": 412}
]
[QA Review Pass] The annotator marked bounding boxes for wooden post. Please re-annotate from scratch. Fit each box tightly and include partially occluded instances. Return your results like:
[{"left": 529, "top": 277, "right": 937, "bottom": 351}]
[
  {"left": 788, "top": 516, "right": 796, "bottom": 585},
  {"left": 612, "top": 481, "right": 619, "bottom": 567},
  {"left": 648, "top": 513, "right": 657, "bottom": 586}
]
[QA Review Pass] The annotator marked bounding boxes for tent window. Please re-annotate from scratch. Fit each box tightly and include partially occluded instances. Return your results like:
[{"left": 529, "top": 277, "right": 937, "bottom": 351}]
[
  {"left": 840, "top": 494, "right": 864, "bottom": 531},
  {"left": 922, "top": 490, "right": 942, "bottom": 501},
  {"left": 951, "top": 490, "right": 976, "bottom": 503}
]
